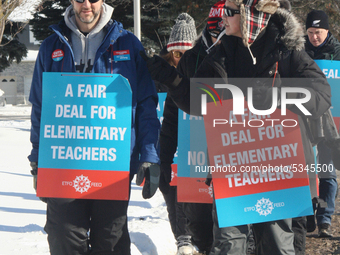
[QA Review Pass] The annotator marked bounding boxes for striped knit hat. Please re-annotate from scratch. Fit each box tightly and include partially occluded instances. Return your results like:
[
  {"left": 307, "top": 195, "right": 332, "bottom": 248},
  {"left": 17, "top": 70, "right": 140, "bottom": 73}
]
[
  {"left": 167, "top": 13, "right": 197, "bottom": 52},
  {"left": 229, "top": 0, "right": 280, "bottom": 47}
]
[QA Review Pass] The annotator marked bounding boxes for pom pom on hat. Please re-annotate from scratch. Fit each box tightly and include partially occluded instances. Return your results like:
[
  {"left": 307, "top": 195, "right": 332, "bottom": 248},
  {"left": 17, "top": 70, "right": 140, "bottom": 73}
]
[{"left": 167, "top": 13, "right": 197, "bottom": 52}]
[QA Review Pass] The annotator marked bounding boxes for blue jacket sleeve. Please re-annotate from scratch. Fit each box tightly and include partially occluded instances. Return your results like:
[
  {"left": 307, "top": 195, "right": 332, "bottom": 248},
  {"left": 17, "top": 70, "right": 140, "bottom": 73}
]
[
  {"left": 28, "top": 43, "right": 46, "bottom": 163},
  {"left": 134, "top": 40, "right": 160, "bottom": 165}
]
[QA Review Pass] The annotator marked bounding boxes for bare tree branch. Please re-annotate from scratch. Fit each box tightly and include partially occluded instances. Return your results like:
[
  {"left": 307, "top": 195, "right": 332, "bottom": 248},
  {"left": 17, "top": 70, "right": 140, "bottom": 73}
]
[{"left": 0, "top": 0, "right": 46, "bottom": 46}]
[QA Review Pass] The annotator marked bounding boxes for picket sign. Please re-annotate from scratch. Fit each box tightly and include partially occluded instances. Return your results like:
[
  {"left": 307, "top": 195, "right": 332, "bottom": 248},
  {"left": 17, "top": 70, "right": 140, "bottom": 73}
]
[
  {"left": 310, "top": 60, "right": 340, "bottom": 198},
  {"left": 314, "top": 60, "right": 340, "bottom": 130},
  {"left": 203, "top": 99, "right": 313, "bottom": 228},
  {"left": 37, "top": 73, "right": 132, "bottom": 200},
  {"left": 157, "top": 92, "right": 178, "bottom": 186},
  {"left": 177, "top": 110, "right": 213, "bottom": 203}
]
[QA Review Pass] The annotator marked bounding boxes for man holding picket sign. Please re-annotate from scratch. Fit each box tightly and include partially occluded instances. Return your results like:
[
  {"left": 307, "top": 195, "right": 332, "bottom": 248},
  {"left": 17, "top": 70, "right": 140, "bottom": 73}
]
[
  {"left": 141, "top": 0, "right": 331, "bottom": 254},
  {"left": 304, "top": 10, "right": 340, "bottom": 238},
  {"left": 28, "top": 0, "right": 160, "bottom": 254}
]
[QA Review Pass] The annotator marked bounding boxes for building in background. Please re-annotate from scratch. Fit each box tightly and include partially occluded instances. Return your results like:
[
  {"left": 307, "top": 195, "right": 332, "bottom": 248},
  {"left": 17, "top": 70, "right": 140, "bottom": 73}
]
[
  {"left": 0, "top": 0, "right": 42, "bottom": 105},
  {"left": 0, "top": 25, "right": 39, "bottom": 105}
]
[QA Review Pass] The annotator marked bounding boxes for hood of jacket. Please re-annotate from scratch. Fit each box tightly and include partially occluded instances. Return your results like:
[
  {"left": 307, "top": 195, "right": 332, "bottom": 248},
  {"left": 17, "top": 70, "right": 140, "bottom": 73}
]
[
  {"left": 193, "top": 27, "right": 214, "bottom": 53},
  {"left": 64, "top": 3, "right": 114, "bottom": 37},
  {"left": 63, "top": 3, "right": 114, "bottom": 72},
  {"left": 213, "top": 7, "right": 305, "bottom": 76},
  {"left": 196, "top": 26, "right": 226, "bottom": 54},
  {"left": 269, "top": 7, "right": 305, "bottom": 51}
]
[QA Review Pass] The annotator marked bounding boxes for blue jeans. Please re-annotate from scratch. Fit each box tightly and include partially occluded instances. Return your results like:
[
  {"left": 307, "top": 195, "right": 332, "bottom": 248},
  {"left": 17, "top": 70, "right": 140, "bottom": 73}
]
[{"left": 316, "top": 140, "right": 338, "bottom": 226}]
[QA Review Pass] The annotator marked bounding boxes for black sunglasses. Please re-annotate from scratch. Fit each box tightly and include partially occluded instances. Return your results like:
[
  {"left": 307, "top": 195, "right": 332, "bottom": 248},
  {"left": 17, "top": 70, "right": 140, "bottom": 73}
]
[
  {"left": 74, "top": 0, "right": 100, "bottom": 3},
  {"left": 223, "top": 6, "right": 240, "bottom": 17}
]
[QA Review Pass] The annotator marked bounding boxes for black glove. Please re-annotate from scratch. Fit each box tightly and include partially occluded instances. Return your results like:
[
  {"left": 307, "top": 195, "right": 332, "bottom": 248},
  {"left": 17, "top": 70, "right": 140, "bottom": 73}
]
[
  {"left": 30, "top": 162, "right": 47, "bottom": 203},
  {"left": 136, "top": 162, "right": 160, "bottom": 199},
  {"left": 251, "top": 84, "right": 280, "bottom": 110},
  {"left": 205, "top": 171, "right": 212, "bottom": 187},
  {"left": 139, "top": 51, "right": 182, "bottom": 89},
  {"left": 159, "top": 163, "right": 172, "bottom": 194}
]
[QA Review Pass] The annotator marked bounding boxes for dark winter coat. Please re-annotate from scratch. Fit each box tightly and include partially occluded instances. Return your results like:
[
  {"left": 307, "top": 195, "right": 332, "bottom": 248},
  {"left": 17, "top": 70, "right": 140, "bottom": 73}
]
[
  {"left": 305, "top": 33, "right": 340, "bottom": 61},
  {"left": 305, "top": 32, "right": 340, "bottom": 177},
  {"left": 159, "top": 28, "right": 215, "bottom": 253},
  {"left": 167, "top": 8, "right": 331, "bottom": 168}
]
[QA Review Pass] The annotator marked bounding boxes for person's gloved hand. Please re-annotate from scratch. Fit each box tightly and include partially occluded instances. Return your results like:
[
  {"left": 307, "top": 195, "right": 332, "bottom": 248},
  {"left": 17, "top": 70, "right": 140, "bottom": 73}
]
[
  {"left": 139, "top": 51, "right": 182, "bottom": 89},
  {"left": 250, "top": 84, "right": 280, "bottom": 110},
  {"left": 136, "top": 162, "right": 160, "bottom": 199},
  {"left": 159, "top": 163, "right": 172, "bottom": 194},
  {"left": 30, "top": 162, "right": 47, "bottom": 203}
]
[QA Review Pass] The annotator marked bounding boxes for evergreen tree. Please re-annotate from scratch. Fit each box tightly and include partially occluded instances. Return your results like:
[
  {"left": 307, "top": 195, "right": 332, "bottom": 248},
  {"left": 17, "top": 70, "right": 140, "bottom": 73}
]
[
  {"left": 28, "top": 0, "right": 340, "bottom": 51},
  {"left": 29, "top": 0, "right": 217, "bottom": 53},
  {"left": 29, "top": 0, "right": 70, "bottom": 42},
  {"left": 124, "top": 0, "right": 218, "bottom": 53},
  {"left": 29, "top": 0, "right": 134, "bottom": 42},
  {"left": 106, "top": 0, "right": 133, "bottom": 29},
  {"left": 0, "top": 22, "right": 27, "bottom": 72},
  {"left": 106, "top": 0, "right": 218, "bottom": 54}
]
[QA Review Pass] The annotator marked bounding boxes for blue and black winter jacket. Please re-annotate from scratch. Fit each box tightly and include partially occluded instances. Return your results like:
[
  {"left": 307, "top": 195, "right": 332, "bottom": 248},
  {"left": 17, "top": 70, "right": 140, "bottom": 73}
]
[{"left": 28, "top": 19, "right": 160, "bottom": 174}]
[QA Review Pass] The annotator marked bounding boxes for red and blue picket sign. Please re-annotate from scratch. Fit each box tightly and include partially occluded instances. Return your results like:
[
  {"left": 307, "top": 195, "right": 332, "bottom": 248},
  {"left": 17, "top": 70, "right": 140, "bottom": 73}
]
[
  {"left": 177, "top": 110, "right": 213, "bottom": 203},
  {"left": 37, "top": 73, "right": 132, "bottom": 200},
  {"left": 203, "top": 98, "right": 313, "bottom": 227}
]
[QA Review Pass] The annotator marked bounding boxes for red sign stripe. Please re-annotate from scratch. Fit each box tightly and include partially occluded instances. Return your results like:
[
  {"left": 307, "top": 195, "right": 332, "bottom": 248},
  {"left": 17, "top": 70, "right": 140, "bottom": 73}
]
[{"left": 37, "top": 168, "right": 130, "bottom": 200}]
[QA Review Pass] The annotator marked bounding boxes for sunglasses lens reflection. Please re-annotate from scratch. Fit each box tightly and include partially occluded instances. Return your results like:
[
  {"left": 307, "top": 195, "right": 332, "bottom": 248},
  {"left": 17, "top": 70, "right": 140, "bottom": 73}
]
[{"left": 173, "top": 51, "right": 183, "bottom": 58}]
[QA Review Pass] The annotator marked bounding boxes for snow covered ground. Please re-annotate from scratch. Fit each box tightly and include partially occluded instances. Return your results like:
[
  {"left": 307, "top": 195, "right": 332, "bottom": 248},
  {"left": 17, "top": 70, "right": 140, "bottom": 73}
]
[{"left": 0, "top": 104, "right": 176, "bottom": 255}]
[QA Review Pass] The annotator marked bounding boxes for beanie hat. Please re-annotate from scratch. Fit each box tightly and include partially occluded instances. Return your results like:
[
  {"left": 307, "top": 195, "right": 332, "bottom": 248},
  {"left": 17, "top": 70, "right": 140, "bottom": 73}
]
[
  {"left": 229, "top": 0, "right": 280, "bottom": 48},
  {"left": 167, "top": 13, "right": 197, "bottom": 52},
  {"left": 306, "top": 10, "right": 329, "bottom": 30},
  {"left": 207, "top": 0, "right": 226, "bottom": 37}
]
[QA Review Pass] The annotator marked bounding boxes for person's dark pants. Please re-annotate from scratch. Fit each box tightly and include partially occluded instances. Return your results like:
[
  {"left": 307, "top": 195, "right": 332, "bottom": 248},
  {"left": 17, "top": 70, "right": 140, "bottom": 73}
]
[
  {"left": 161, "top": 185, "right": 188, "bottom": 239},
  {"left": 209, "top": 201, "right": 248, "bottom": 255},
  {"left": 182, "top": 202, "right": 213, "bottom": 253},
  {"left": 292, "top": 216, "right": 306, "bottom": 255},
  {"left": 210, "top": 200, "right": 295, "bottom": 255},
  {"left": 45, "top": 198, "right": 130, "bottom": 255},
  {"left": 317, "top": 140, "right": 338, "bottom": 226},
  {"left": 252, "top": 218, "right": 295, "bottom": 255}
]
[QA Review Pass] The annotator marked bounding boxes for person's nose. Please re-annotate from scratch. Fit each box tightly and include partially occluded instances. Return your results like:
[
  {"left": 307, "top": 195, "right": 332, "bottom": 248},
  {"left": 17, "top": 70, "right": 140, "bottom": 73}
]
[{"left": 82, "top": 0, "right": 91, "bottom": 8}]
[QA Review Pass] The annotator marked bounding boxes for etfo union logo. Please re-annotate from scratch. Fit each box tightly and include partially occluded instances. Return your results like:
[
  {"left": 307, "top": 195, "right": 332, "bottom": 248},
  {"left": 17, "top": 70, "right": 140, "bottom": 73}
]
[
  {"left": 73, "top": 175, "right": 91, "bottom": 193},
  {"left": 62, "top": 175, "right": 103, "bottom": 193}
]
